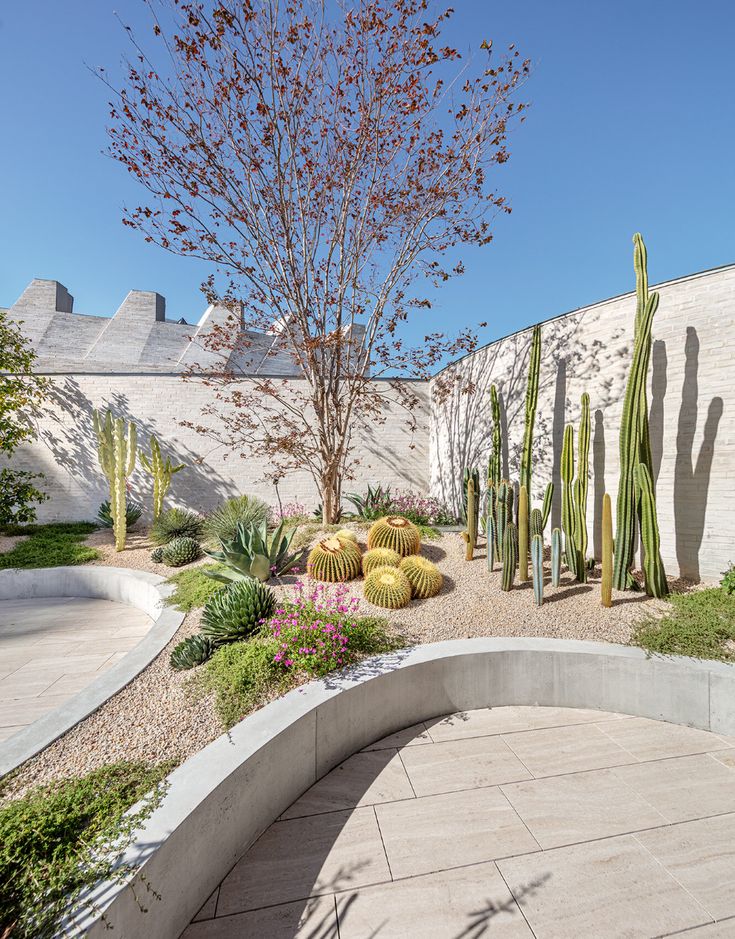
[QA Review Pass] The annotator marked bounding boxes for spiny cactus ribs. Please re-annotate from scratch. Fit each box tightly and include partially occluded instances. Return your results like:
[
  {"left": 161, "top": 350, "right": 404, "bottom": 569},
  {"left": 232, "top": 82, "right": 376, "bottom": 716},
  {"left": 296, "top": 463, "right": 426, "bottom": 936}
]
[
  {"left": 363, "top": 565, "right": 413, "bottom": 609},
  {"left": 399, "top": 555, "right": 443, "bottom": 599},
  {"left": 367, "top": 516, "right": 420, "bottom": 557},
  {"left": 307, "top": 536, "right": 362, "bottom": 582},
  {"left": 162, "top": 536, "right": 201, "bottom": 567},
  {"left": 362, "top": 547, "right": 401, "bottom": 575}
]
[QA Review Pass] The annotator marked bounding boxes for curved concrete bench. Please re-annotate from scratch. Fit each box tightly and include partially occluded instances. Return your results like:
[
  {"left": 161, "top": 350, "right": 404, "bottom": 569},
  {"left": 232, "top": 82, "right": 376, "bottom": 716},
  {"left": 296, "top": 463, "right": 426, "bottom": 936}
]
[
  {"left": 80, "top": 637, "right": 735, "bottom": 938},
  {"left": 0, "top": 566, "right": 184, "bottom": 777}
]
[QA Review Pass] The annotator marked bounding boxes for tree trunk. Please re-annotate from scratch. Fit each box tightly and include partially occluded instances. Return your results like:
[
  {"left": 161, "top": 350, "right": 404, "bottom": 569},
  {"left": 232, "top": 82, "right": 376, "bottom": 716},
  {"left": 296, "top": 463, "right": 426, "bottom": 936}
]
[{"left": 320, "top": 465, "right": 342, "bottom": 525}]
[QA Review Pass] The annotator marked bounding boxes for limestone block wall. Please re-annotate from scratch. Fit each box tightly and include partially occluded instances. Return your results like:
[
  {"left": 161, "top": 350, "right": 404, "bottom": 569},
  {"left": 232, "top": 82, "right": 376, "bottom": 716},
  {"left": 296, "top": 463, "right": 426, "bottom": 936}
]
[{"left": 429, "top": 264, "right": 735, "bottom": 582}]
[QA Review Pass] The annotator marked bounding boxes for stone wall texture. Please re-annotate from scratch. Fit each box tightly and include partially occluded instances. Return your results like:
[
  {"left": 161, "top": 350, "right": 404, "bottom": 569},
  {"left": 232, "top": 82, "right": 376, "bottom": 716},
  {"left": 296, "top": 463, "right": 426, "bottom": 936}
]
[
  {"left": 3, "top": 263, "right": 734, "bottom": 582},
  {"left": 430, "top": 264, "right": 735, "bottom": 582}
]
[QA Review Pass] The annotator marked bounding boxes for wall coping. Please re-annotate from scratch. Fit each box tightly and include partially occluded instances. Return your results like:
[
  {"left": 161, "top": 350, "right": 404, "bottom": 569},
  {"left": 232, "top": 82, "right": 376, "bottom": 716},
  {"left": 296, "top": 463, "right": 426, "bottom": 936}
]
[
  {"left": 78, "top": 636, "right": 734, "bottom": 938},
  {"left": 0, "top": 566, "right": 184, "bottom": 777}
]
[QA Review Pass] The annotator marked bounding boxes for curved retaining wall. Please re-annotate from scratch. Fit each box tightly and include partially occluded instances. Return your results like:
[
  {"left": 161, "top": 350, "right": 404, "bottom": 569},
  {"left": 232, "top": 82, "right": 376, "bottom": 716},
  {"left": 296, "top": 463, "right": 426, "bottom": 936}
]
[
  {"left": 81, "top": 637, "right": 735, "bottom": 938},
  {"left": 0, "top": 566, "right": 184, "bottom": 777}
]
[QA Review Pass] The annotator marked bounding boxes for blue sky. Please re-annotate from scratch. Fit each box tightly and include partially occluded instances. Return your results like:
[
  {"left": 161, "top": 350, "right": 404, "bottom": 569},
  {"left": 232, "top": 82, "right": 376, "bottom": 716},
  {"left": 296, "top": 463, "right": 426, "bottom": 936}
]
[{"left": 1, "top": 1, "right": 733, "bottom": 349}]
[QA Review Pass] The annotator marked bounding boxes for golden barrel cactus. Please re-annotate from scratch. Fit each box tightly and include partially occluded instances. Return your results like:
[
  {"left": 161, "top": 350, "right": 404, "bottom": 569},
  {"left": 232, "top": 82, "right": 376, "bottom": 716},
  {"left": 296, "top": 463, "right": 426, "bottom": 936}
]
[
  {"left": 335, "top": 528, "right": 358, "bottom": 543},
  {"left": 307, "top": 536, "right": 362, "bottom": 582},
  {"left": 362, "top": 547, "right": 401, "bottom": 575},
  {"left": 363, "top": 565, "right": 412, "bottom": 609},
  {"left": 399, "top": 555, "right": 443, "bottom": 599},
  {"left": 367, "top": 515, "right": 420, "bottom": 557}
]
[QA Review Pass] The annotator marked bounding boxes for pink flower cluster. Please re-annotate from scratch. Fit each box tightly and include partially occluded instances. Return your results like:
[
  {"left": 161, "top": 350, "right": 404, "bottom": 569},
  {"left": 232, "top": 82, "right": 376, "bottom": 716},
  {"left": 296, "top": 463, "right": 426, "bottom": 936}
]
[
  {"left": 268, "top": 582, "right": 361, "bottom": 677},
  {"left": 389, "top": 490, "right": 454, "bottom": 525},
  {"left": 269, "top": 501, "right": 308, "bottom": 524}
]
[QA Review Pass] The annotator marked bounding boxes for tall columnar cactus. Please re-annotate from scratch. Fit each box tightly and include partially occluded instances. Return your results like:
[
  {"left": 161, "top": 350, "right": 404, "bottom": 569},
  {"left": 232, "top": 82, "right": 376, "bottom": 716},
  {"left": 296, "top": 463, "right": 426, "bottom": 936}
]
[
  {"left": 495, "top": 480, "right": 512, "bottom": 559},
  {"left": 531, "top": 533, "right": 544, "bottom": 606},
  {"left": 488, "top": 384, "right": 502, "bottom": 490},
  {"left": 601, "top": 492, "right": 613, "bottom": 608},
  {"left": 501, "top": 521, "right": 518, "bottom": 591},
  {"left": 463, "top": 475, "right": 478, "bottom": 561},
  {"left": 520, "top": 326, "right": 541, "bottom": 505},
  {"left": 462, "top": 466, "right": 480, "bottom": 549},
  {"left": 530, "top": 508, "right": 544, "bottom": 539},
  {"left": 613, "top": 233, "right": 667, "bottom": 595},
  {"left": 560, "top": 424, "right": 576, "bottom": 572},
  {"left": 139, "top": 435, "right": 184, "bottom": 520},
  {"left": 486, "top": 514, "right": 496, "bottom": 572},
  {"left": 518, "top": 485, "right": 529, "bottom": 582},
  {"left": 93, "top": 408, "right": 137, "bottom": 552},
  {"left": 572, "top": 393, "right": 590, "bottom": 582},
  {"left": 635, "top": 463, "right": 669, "bottom": 598},
  {"left": 551, "top": 527, "right": 562, "bottom": 587},
  {"left": 541, "top": 482, "right": 553, "bottom": 530}
]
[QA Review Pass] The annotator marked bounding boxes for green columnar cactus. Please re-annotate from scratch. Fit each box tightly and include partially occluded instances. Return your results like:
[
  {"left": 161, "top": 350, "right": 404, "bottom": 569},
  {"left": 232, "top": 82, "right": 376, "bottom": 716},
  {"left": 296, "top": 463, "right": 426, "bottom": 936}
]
[
  {"left": 93, "top": 408, "right": 137, "bottom": 552},
  {"left": 572, "top": 393, "right": 590, "bottom": 582},
  {"left": 560, "top": 424, "right": 576, "bottom": 572},
  {"left": 520, "top": 326, "right": 541, "bottom": 505},
  {"left": 139, "top": 435, "right": 184, "bottom": 520},
  {"left": 551, "top": 527, "right": 562, "bottom": 587},
  {"left": 484, "top": 484, "right": 496, "bottom": 565},
  {"left": 635, "top": 463, "right": 669, "bottom": 598},
  {"left": 463, "top": 475, "right": 478, "bottom": 560},
  {"left": 601, "top": 492, "right": 613, "bottom": 608},
  {"left": 518, "top": 485, "right": 529, "bottom": 582},
  {"left": 489, "top": 384, "right": 502, "bottom": 490},
  {"left": 531, "top": 533, "right": 544, "bottom": 606},
  {"left": 486, "top": 514, "right": 496, "bottom": 572},
  {"left": 501, "top": 521, "right": 518, "bottom": 591},
  {"left": 614, "top": 233, "right": 667, "bottom": 593},
  {"left": 530, "top": 508, "right": 544, "bottom": 539},
  {"left": 541, "top": 482, "right": 553, "bottom": 530},
  {"left": 495, "top": 480, "right": 513, "bottom": 559},
  {"left": 462, "top": 466, "right": 480, "bottom": 548}
]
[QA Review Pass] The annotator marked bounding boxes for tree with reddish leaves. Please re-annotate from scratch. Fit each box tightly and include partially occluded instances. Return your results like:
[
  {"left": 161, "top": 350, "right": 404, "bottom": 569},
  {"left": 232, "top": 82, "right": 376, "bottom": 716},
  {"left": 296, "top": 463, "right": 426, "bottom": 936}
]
[{"left": 104, "top": 0, "right": 528, "bottom": 523}]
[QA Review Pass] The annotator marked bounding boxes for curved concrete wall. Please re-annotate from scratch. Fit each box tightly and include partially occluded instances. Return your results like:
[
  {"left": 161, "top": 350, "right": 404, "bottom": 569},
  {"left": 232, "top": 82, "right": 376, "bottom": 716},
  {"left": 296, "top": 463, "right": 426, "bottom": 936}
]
[
  {"left": 0, "top": 567, "right": 184, "bottom": 776},
  {"left": 80, "top": 638, "right": 735, "bottom": 938},
  {"left": 430, "top": 264, "right": 735, "bottom": 581}
]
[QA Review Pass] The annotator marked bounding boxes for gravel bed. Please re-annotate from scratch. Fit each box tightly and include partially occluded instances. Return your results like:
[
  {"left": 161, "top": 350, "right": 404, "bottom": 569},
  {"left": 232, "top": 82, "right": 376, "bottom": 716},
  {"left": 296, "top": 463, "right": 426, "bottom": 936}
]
[{"left": 1, "top": 525, "right": 674, "bottom": 799}]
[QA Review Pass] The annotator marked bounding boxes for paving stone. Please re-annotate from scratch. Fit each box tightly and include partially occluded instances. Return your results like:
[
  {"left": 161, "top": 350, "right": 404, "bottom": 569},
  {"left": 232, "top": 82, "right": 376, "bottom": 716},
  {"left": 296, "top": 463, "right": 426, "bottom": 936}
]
[
  {"left": 361, "top": 722, "right": 432, "bottom": 750},
  {"left": 425, "top": 706, "right": 630, "bottom": 742},
  {"left": 595, "top": 716, "right": 733, "bottom": 761},
  {"left": 501, "top": 722, "right": 638, "bottom": 777},
  {"left": 181, "top": 895, "right": 337, "bottom": 938}
]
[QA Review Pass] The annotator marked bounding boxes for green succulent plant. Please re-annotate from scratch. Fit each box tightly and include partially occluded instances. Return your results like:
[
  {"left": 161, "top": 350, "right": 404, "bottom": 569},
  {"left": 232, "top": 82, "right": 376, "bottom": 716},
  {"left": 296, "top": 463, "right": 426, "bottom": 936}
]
[
  {"left": 203, "top": 494, "right": 269, "bottom": 545},
  {"left": 200, "top": 580, "right": 276, "bottom": 644},
  {"left": 150, "top": 508, "right": 204, "bottom": 546},
  {"left": 367, "top": 515, "right": 420, "bottom": 556},
  {"left": 150, "top": 546, "right": 164, "bottom": 564},
  {"left": 363, "top": 565, "right": 413, "bottom": 609},
  {"left": 399, "top": 555, "right": 443, "bottom": 599},
  {"left": 362, "top": 547, "right": 401, "bottom": 575},
  {"left": 169, "top": 634, "right": 215, "bottom": 670},
  {"left": 97, "top": 499, "right": 142, "bottom": 530},
  {"left": 308, "top": 536, "right": 362, "bottom": 582},
  {"left": 161, "top": 536, "right": 201, "bottom": 567},
  {"left": 204, "top": 519, "right": 301, "bottom": 583}
]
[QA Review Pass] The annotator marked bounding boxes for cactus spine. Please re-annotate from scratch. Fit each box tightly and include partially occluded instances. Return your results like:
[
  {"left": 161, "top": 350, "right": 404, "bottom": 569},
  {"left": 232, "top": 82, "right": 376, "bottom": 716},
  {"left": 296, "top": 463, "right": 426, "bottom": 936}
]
[
  {"left": 518, "top": 485, "right": 529, "bottom": 582},
  {"left": 139, "top": 435, "right": 184, "bottom": 520},
  {"left": 501, "top": 521, "right": 518, "bottom": 591},
  {"left": 613, "top": 233, "right": 667, "bottom": 595},
  {"left": 551, "top": 527, "right": 562, "bottom": 587},
  {"left": 531, "top": 533, "right": 544, "bottom": 606},
  {"left": 635, "top": 463, "right": 669, "bottom": 597},
  {"left": 572, "top": 393, "right": 590, "bottom": 582},
  {"left": 561, "top": 424, "right": 576, "bottom": 572},
  {"left": 463, "top": 474, "right": 478, "bottom": 561},
  {"left": 601, "top": 493, "right": 613, "bottom": 608},
  {"left": 520, "top": 326, "right": 541, "bottom": 504},
  {"left": 93, "top": 409, "right": 137, "bottom": 552}
]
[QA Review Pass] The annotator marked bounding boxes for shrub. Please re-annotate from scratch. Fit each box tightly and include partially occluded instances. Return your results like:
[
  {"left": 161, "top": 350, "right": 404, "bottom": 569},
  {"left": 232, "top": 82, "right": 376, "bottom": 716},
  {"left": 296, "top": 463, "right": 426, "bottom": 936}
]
[
  {"left": 0, "top": 761, "right": 173, "bottom": 938},
  {"left": 97, "top": 499, "right": 143, "bottom": 529},
  {"left": 161, "top": 536, "right": 201, "bottom": 567},
  {"left": 632, "top": 588, "right": 735, "bottom": 662},
  {"left": 0, "top": 523, "right": 99, "bottom": 570},
  {"left": 204, "top": 495, "right": 269, "bottom": 545},
  {"left": 200, "top": 579, "right": 276, "bottom": 645},
  {"left": 268, "top": 501, "right": 308, "bottom": 527},
  {"left": 721, "top": 563, "right": 735, "bottom": 596},
  {"left": 165, "top": 565, "right": 227, "bottom": 611},
  {"left": 150, "top": 508, "right": 203, "bottom": 545},
  {"left": 388, "top": 490, "right": 456, "bottom": 526},
  {"left": 345, "top": 484, "right": 393, "bottom": 520},
  {"left": 0, "top": 468, "right": 48, "bottom": 527}
]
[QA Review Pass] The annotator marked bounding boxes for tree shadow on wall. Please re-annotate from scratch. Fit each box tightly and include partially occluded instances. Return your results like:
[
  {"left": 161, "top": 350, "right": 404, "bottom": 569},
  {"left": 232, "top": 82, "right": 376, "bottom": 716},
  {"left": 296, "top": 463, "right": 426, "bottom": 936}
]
[
  {"left": 674, "top": 327, "right": 723, "bottom": 581},
  {"left": 40, "top": 379, "right": 237, "bottom": 517}
]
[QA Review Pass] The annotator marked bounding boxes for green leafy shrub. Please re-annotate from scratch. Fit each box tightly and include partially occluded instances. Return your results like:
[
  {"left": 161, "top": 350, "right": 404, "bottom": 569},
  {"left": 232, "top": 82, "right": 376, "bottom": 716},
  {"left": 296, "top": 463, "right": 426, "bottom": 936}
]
[
  {"left": 97, "top": 499, "right": 142, "bottom": 529},
  {"left": 0, "top": 523, "right": 99, "bottom": 570},
  {"left": 165, "top": 565, "right": 227, "bottom": 611},
  {"left": 0, "top": 468, "right": 48, "bottom": 527},
  {"left": 200, "top": 579, "right": 276, "bottom": 644},
  {"left": 345, "top": 484, "right": 393, "bottom": 521},
  {"left": 170, "top": 635, "right": 215, "bottom": 670},
  {"left": 150, "top": 508, "right": 203, "bottom": 545},
  {"left": 0, "top": 761, "right": 173, "bottom": 938},
  {"left": 203, "top": 495, "right": 269, "bottom": 545},
  {"left": 632, "top": 588, "right": 735, "bottom": 662},
  {"left": 161, "top": 536, "right": 201, "bottom": 567},
  {"left": 721, "top": 563, "right": 735, "bottom": 596}
]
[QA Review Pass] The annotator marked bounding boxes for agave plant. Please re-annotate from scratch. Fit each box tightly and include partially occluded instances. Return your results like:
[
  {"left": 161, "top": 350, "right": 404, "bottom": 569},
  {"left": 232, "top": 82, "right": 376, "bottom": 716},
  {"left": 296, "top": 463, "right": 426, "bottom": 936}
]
[
  {"left": 344, "top": 484, "right": 393, "bottom": 520},
  {"left": 203, "top": 519, "right": 301, "bottom": 583}
]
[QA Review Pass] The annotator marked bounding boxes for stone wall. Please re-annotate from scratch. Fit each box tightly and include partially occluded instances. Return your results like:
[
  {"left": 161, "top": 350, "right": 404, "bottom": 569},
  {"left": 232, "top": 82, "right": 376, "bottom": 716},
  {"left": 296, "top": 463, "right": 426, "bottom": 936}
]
[{"left": 429, "top": 264, "right": 735, "bottom": 582}]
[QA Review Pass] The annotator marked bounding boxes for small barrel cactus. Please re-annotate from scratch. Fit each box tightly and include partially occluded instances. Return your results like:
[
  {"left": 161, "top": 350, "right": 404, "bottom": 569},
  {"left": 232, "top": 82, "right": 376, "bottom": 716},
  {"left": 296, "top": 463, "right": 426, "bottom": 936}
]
[
  {"left": 335, "top": 528, "right": 358, "bottom": 543},
  {"left": 363, "top": 565, "right": 413, "bottom": 609},
  {"left": 201, "top": 579, "right": 276, "bottom": 644},
  {"left": 161, "top": 536, "right": 201, "bottom": 567},
  {"left": 170, "top": 634, "right": 215, "bottom": 670},
  {"left": 307, "top": 536, "right": 362, "bottom": 582},
  {"left": 367, "top": 516, "right": 420, "bottom": 557},
  {"left": 150, "top": 546, "right": 165, "bottom": 564},
  {"left": 399, "top": 555, "right": 443, "bottom": 599},
  {"left": 363, "top": 547, "right": 401, "bottom": 576}
]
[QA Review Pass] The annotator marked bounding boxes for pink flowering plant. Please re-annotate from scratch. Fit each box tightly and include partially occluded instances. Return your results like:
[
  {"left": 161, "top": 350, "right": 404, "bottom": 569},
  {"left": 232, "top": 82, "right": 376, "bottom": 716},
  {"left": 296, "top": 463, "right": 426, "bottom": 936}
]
[
  {"left": 268, "top": 501, "right": 309, "bottom": 527},
  {"left": 388, "top": 490, "right": 458, "bottom": 526},
  {"left": 267, "top": 581, "right": 397, "bottom": 678}
]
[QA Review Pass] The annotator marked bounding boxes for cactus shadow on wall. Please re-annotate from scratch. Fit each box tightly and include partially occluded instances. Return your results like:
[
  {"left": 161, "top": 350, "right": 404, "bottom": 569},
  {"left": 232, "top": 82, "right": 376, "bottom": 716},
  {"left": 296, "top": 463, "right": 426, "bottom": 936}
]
[
  {"left": 650, "top": 340, "right": 667, "bottom": 485},
  {"left": 40, "top": 379, "right": 237, "bottom": 518},
  {"left": 674, "top": 327, "right": 724, "bottom": 581},
  {"left": 592, "top": 409, "right": 606, "bottom": 559}
]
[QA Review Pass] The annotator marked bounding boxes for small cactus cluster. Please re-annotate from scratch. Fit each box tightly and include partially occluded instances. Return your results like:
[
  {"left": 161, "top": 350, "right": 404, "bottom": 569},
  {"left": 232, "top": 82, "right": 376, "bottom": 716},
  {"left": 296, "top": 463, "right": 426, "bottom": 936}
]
[
  {"left": 368, "top": 516, "right": 420, "bottom": 557},
  {"left": 363, "top": 565, "right": 413, "bottom": 609},
  {"left": 308, "top": 536, "right": 362, "bottom": 582},
  {"left": 161, "top": 536, "right": 201, "bottom": 567},
  {"left": 363, "top": 547, "right": 401, "bottom": 575}
]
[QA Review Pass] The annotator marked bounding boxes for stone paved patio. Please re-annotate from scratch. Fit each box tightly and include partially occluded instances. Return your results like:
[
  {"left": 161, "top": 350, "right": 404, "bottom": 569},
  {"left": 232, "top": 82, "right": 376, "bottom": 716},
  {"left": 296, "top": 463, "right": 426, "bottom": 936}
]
[
  {"left": 0, "top": 596, "right": 153, "bottom": 742},
  {"left": 183, "top": 706, "right": 735, "bottom": 938}
]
